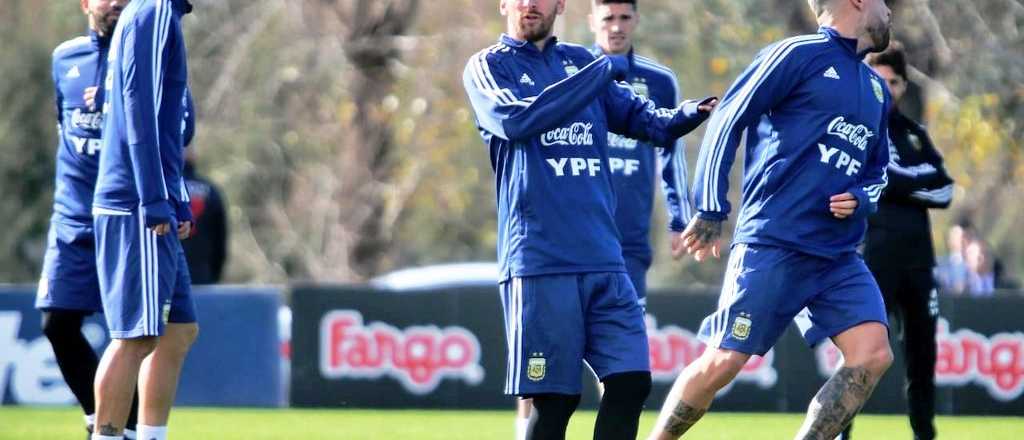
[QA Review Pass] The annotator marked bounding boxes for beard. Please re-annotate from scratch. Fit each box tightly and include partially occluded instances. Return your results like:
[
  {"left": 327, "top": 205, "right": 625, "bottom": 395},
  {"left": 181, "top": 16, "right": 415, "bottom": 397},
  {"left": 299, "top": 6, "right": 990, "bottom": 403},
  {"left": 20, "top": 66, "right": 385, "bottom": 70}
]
[
  {"left": 94, "top": 11, "right": 121, "bottom": 36},
  {"left": 866, "top": 18, "right": 891, "bottom": 53},
  {"left": 513, "top": 11, "right": 557, "bottom": 43}
]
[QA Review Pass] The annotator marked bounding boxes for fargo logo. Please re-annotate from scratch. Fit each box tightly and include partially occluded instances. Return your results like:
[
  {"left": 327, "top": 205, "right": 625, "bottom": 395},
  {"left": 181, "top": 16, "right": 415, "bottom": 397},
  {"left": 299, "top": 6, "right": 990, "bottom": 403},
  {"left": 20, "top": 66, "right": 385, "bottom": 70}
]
[
  {"left": 935, "top": 318, "right": 1024, "bottom": 401},
  {"left": 320, "top": 310, "right": 485, "bottom": 395},
  {"left": 827, "top": 116, "right": 873, "bottom": 151},
  {"left": 815, "top": 318, "right": 1024, "bottom": 401},
  {"left": 646, "top": 315, "right": 778, "bottom": 391},
  {"left": 540, "top": 122, "right": 594, "bottom": 147}
]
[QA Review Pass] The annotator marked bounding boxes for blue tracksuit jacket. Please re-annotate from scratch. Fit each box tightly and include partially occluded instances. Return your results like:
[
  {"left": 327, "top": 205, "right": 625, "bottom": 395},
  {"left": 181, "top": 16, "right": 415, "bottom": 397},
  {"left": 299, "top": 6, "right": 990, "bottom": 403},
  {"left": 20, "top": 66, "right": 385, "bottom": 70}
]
[
  {"left": 591, "top": 46, "right": 693, "bottom": 267},
  {"left": 94, "top": 0, "right": 193, "bottom": 225},
  {"left": 693, "top": 27, "right": 891, "bottom": 259},
  {"left": 464, "top": 34, "right": 709, "bottom": 282}
]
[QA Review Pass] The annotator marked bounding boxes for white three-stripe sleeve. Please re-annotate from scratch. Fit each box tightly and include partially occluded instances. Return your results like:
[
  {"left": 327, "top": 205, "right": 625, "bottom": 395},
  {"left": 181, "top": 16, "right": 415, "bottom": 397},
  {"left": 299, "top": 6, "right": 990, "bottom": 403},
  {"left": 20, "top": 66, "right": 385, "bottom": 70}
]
[
  {"left": 855, "top": 99, "right": 892, "bottom": 207},
  {"left": 693, "top": 36, "right": 828, "bottom": 218},
  {"left": 462, "top": 49, "right": 619, "bottom": 142},
  {"left": 123, "top": 1, "right": 174, "bottom": 210}
]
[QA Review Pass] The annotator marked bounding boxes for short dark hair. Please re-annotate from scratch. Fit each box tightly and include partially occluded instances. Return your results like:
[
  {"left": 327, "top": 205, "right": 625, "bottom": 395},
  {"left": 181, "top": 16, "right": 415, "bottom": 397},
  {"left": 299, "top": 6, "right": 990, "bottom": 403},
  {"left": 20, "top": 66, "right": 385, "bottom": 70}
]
[
  {"left": 593, "top": 0, "right": 637, "bottom": 10},
  {"left": 867, "top": 41, "right": 908, "bottom": 79}
]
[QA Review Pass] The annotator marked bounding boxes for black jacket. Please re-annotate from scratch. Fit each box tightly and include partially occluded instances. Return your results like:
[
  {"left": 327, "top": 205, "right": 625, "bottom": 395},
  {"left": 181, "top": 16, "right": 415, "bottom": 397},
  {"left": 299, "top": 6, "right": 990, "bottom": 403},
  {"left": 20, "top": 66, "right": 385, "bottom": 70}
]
[
  {"left": 181, "top": 162, "right": 228, "bottom": 284},
  {"left": 864, "top": 110, "right": 953, "bottom": 270}
]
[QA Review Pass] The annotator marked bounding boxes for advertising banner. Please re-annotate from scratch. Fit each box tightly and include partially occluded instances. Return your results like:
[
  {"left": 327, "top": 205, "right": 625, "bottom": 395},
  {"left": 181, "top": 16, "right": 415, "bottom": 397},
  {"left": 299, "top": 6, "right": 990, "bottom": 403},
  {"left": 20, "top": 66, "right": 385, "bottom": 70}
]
[
  {"left": 291, "top": 285, "right": 1024, "bottom": 415},
  {"left": 0, "top": 286, "right": 283, "bottom": 407}
]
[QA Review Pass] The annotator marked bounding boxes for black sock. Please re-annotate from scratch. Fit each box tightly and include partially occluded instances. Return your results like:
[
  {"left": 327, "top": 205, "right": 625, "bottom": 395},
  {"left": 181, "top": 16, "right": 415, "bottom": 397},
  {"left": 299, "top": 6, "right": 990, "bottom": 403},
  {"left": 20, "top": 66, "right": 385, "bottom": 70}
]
[
  {"left": 594, "top": 371, "right": 652, "bottom": 440},
  {"left": 41, "top": 310, "right": 98, "bottom": 416},
  {"left": 526, "top": 393, "right": 581, "bottom": 440}
]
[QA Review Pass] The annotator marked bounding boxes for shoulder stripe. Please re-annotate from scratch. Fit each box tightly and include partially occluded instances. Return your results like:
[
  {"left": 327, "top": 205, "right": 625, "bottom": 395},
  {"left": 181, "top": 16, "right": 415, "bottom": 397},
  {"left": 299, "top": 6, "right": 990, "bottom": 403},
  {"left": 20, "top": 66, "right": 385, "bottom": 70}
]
[
  {"left": 53, "top": 36, "right": 90, "bottom": 56},
  {"left": 468, "top": 51, "right": 529, "bottom": 108},
  {"left": 700, "top": 34, "right": 828, "bottom": 212}
]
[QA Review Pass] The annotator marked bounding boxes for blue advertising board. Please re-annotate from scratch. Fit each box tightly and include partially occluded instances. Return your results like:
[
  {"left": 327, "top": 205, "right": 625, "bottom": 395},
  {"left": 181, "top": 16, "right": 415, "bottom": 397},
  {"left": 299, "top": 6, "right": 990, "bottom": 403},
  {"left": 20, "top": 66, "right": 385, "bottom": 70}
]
[{"left": 0, "top": 286, "right": 283, "bottom": 407}]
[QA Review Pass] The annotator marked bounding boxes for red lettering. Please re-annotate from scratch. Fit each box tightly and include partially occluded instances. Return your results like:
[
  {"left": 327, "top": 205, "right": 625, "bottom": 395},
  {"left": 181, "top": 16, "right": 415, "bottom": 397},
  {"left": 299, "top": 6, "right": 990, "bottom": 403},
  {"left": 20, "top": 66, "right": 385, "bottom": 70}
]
[{"left": 319, "top": 311, "right": 484, "bottom": 394}]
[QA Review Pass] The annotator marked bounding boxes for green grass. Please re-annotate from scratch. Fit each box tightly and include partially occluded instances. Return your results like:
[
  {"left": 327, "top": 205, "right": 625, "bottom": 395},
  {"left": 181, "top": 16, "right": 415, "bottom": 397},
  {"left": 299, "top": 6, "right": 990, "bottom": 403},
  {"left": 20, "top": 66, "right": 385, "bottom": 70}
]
[{"left": 0, "top": 407, "right": 1021, "bottom": 439}]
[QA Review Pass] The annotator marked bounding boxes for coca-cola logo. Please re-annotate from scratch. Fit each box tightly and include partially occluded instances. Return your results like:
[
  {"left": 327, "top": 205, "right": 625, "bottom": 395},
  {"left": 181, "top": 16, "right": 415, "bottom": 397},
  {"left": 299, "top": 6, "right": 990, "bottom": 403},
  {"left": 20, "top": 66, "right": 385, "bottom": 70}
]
[
  {"left": 814, "top": 318, "right": 1024, "bottom": 401},
  {"left": 608, "top": 133, "right": 638, "bottom": 150},
  {"left": 647, "top": 315, "right": 778, "bottom": 390},
  {"left": 70, "top": 108, "right": 103, "bottom": 131},
  {"left": 540, "top": 122, "right": 594, "bottom": 147},
  {"left": 319, "top": 310, "right": 485, "bottom": 395},
  {"left": 827, "top": 116, "right": 873, "bottom": 151}
]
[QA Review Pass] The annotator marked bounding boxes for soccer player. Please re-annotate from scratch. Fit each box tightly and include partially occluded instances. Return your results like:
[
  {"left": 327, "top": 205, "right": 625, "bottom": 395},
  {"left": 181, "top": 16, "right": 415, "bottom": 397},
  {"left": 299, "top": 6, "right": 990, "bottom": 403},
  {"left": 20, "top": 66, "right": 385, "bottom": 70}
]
[
  {"left": 38, "top": 1, "right": 141, "bottom": 437},
  {"left": 647, "top": 1, "right": 894, "bottom": 439},
  {"left": 91, "top": 1, "right": 197, "bottom": 439},
  {"left": 464, "top": 1, "right": 716, "bottom": 439},
  {"left": 512, "top": 1, "right": 695, "bottom": 437},
  {"left": 842, "top": 41, "right": 953, "bottom": 440}
]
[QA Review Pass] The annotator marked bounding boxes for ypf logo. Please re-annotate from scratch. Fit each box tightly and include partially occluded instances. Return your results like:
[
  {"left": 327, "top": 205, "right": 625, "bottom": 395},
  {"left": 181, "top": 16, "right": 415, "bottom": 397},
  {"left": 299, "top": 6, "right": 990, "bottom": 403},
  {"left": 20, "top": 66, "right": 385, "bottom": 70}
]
[{"left": 319, "top": 310, "right": 485, "bottom": 395}]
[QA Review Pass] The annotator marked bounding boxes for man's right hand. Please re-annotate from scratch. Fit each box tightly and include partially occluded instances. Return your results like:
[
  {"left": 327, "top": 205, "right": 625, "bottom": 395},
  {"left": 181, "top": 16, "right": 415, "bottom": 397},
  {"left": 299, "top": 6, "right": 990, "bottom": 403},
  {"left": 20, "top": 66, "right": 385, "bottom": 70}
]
[{"left": 151, "top": 223, "right": 171, "bottom": 235}]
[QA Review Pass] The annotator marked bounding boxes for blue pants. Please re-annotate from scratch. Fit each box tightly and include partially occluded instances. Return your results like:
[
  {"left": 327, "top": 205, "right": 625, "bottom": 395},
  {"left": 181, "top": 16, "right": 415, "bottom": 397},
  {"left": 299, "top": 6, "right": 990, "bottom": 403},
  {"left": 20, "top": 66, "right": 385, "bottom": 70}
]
[
  {"left": 699, "top": 244, "right": 888, "bottom": 356},
  {"left": 500, "top": 272, "right": 649, "bottom": 396},
  {"left": 95, "top": 210, "right": 196, "bottom": 339},
  {"left": 36, "top": 219, "right": 103, "bottom": 312}
]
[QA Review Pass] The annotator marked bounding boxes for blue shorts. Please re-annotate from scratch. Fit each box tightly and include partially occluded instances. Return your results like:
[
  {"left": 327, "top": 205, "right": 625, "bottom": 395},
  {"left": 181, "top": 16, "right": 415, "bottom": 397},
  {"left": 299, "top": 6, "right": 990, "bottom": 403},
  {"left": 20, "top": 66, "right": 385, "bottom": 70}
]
[
  {"left": 698, "top": 244, "right": 888, "bottom": 356},
  {"left": 95, "top": 210, "right": 196, "bottom": 339},
  {"left": 499, "top": 272, "right": 649, "bottom": 396},
  {"left": 623, "top": 255, "right": 649, "bottom": 306},
  {"left": 35, "top": 219, "right": 102, "bottom": 312}
]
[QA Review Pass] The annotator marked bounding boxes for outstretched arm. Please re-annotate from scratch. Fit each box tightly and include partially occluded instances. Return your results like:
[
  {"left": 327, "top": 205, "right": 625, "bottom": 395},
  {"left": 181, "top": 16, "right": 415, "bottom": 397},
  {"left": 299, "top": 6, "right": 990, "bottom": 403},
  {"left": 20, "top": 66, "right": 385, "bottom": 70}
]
[{"left": 463, "top": 52, "right": 627, "bottom": 141}]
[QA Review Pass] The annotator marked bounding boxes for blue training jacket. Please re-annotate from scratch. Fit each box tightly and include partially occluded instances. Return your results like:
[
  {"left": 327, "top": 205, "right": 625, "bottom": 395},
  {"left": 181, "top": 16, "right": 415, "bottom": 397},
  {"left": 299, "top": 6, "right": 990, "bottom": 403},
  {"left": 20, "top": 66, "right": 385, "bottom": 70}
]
[
  {"left": 464, "top": 34, "right": 709, "bottom": 282},
  {"left": 94, "top": 0, "right": 192, "bottom": 226},
  {"left": 591, "top": 46, "right": 693, "bottom": 267},
  {"left": 693, "top": 27, "right": 891, "bottom": 259},
  {"left": 50, "top": 31, "right": 114, "bottom": 225}
]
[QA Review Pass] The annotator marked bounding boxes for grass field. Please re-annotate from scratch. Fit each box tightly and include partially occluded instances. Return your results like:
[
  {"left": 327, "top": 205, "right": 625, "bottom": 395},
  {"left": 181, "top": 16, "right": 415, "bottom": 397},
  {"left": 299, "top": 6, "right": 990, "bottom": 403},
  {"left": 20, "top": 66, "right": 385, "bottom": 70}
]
[{"left": 1, "top": 407, "right": 1021, "bottom": 439}]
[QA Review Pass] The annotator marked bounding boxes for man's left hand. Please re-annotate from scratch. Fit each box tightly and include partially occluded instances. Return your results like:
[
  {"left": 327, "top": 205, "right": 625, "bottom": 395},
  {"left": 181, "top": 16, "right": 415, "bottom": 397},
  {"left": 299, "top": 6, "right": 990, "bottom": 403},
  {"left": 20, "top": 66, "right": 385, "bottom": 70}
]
[
  {"left": 829, "top": 193, "right": 859, "bottom": 219},
  {"left": 178, "top": 221, "right": 193, "bottom": 240},
  {"left": 697, "top": 97, "right": 719, "bottom": 113}
]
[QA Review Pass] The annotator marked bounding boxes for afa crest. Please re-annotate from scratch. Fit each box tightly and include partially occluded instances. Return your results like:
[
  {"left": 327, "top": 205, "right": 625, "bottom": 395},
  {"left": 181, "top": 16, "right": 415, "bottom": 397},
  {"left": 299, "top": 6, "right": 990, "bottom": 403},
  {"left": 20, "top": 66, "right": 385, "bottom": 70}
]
[
  {"left": 630, "top": 80, "right": 649, "bottom": 98},
  {"left": 871, "top": 77, "right": 885, "bottom": 103},
  {"left": 527, "top": 356, "right": 546, "bottom": 381},
  {"left": 563, "top": 61, "right": 579, "bottom": 77},
  {"left": 732, "top": 314, "right": 752, "bottom": 341}
]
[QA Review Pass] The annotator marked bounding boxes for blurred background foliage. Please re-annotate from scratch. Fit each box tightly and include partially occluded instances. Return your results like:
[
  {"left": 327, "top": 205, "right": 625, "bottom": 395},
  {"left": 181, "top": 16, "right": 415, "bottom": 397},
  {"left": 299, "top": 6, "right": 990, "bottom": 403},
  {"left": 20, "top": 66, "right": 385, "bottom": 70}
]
[{"left": 1, "top": 0, "right": 1020, "bottom": 289}]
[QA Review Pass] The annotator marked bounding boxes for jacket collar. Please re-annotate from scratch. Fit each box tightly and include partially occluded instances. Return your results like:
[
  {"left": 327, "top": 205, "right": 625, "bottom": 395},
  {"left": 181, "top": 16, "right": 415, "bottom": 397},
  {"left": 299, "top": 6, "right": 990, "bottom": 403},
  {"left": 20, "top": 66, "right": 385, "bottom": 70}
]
[
  {"left": 590, "top": 44, "right": 635, "bottom": 69},
  {"left": 88, "top": 29, "right": 110, "bottom": 50},
  {"left": 500, "top": 33, "right": 558, "bottom": 54},
  {"left": 820, "top": 26, "right": 865, "bottom": 59}
]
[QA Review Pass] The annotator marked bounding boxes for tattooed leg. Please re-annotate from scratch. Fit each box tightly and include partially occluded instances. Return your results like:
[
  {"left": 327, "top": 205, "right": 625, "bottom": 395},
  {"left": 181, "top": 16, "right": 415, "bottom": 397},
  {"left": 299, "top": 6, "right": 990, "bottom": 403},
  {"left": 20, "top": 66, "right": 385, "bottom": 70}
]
[
  {"left": 648, "top": 348, "right": 748, "bottom": 440},
  {"left": 97, "top": 422, "right": 121, "bottom": 436},
  {"left": 795, "top": 366, "right": 878, "bottom": 440},
  {"left": 664, "top": 401, "right": 707, "bottom": 437}
]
